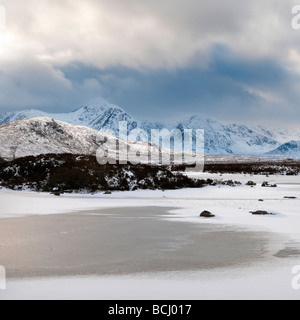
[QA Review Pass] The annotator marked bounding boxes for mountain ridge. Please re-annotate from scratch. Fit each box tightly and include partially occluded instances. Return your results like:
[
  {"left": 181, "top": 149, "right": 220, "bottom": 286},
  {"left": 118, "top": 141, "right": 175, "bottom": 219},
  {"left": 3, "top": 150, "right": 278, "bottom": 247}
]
[{"left": 1, "top": 103, "right": 299, "bottom": 156}]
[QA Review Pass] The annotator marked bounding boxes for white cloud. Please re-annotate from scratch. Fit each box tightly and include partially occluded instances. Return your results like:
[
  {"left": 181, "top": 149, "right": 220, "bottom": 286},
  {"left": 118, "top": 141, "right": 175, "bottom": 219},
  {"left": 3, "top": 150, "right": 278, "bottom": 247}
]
[{"left": 0, "top": 0, "right": 298, "bottom": 70}]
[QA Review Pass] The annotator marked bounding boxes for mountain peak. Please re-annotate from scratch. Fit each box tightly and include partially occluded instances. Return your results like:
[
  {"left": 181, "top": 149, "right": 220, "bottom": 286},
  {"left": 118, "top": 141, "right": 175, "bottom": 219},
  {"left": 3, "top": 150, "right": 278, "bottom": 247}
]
[
  {"left": 76, "top": 103, "right": 125, "bottom": 113},
  {"left": 0, "top": 102, "right": 134, "bottom": 132}
]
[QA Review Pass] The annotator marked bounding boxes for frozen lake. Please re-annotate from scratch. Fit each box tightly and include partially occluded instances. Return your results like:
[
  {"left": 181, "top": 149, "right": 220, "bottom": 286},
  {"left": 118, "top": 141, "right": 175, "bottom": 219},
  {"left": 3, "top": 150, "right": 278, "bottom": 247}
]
[{"left": 0, "top": 207, "right": 273, "bottom": 278}]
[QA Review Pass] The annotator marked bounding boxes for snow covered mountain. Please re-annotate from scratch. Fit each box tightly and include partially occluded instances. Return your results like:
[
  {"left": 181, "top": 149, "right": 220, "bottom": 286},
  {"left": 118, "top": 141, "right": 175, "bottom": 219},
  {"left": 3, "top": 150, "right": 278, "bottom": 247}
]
[
  {"left": 0, "top": 103, "right": 139, "bottom": 132},
  {"left": 0, "top": 117, "right": 100, "bottom": 160},
  {"left": 173, "top": 116, "right": 280, "bottom": 155},
  {"left": 267, "top": 141, "right": 300, "bottom": 158},
  {"left": 0, "top": 117, "right": 179, "bottom": 162},
  {"left": 0, "top": 117, "right": 151, "bottom": 161},
  {"left": 0, "top": 103, "right": 299, "bottom": 156}
]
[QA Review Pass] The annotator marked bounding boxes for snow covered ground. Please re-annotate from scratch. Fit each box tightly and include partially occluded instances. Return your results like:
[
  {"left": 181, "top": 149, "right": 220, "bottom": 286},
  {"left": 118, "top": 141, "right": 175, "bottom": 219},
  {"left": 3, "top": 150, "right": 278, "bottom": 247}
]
[
  {"left": 1, "top": 173, "right": 299, "bottom": 234},
  {"left": 1, "top": 261, "right": 300, "bottom": 300},
  {"left": 0, "top": 173, "right": 300, "bottom": 300}
]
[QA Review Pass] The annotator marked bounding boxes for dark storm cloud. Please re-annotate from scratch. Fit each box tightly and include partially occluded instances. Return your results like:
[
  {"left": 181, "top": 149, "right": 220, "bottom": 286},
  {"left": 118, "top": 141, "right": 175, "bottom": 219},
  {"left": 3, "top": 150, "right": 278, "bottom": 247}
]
[
  {"left": 59, "top": 46, "right": 293, "bottom": 122},
  {"left": 210, "top": 46, "right": 288, "bottom": 87}
]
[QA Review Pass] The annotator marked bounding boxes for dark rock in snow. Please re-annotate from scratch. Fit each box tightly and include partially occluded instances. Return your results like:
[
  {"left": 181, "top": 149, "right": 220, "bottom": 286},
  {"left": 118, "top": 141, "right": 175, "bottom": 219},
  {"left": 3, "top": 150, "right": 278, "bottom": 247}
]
[
  {"left": 200, "top": 211, "right": 215, "bottom": 218},
  {"left": 51, "top": 191, "right": 62, "bottom": 196},
  {"left": 262, "top": 181, "right": 277, "bottom": 188},
  {"left": 251, "top": 210, "right": 274, "bottom": 216}
]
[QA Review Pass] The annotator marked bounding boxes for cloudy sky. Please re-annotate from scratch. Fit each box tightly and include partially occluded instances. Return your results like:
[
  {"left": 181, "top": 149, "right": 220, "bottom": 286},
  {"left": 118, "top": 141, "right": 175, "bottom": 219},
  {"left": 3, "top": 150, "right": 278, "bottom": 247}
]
[{"left": 0, "top": 0, "right": 300, "bottom": 125}]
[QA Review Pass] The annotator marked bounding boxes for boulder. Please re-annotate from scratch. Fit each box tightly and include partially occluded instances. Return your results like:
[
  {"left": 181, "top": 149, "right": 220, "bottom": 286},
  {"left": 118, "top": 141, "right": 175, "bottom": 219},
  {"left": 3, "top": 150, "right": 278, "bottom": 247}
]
[
  {"left": 51, "top": 188, "right": 63, "bottom": 196},
  {"left": 200, "top": 211, "right": 215, "bottom": 218},
  {"left": 262, "top": 182, "right": 277, "bottom": 188},
  {"left": 51, "top": 191, "right": 61, "bottom": 196},
  {"left": 251, "top": 210, "right": 274, "bottom": 216}
]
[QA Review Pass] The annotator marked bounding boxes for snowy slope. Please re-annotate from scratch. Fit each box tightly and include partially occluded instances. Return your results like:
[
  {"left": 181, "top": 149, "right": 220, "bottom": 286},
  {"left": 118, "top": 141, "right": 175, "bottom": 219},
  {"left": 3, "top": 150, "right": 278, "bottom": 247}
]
[
  {"left": 0, "top": 103, "right": 299, "bottom": 155},
  {"left": 174, "top": 116, "right": 282, "bottom": 155},
  {"left": 0, "top": 117, "right": 183, "bottom": 162},
  {"left": 0, "top": 117, "right": 101, "bottom": 160},
  {"left": 0, "top": 117, "right": 149, "bottom": 161},
  {"left": 267, "top": 140, "right": 300, "bottom": 158}
]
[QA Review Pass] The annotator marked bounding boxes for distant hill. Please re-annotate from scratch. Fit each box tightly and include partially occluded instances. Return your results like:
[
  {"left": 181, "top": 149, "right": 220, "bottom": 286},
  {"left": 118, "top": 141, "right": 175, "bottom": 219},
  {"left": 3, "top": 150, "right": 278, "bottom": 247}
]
[{"left": 267, "top": 140, "right": 300, "bottom": 158}]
